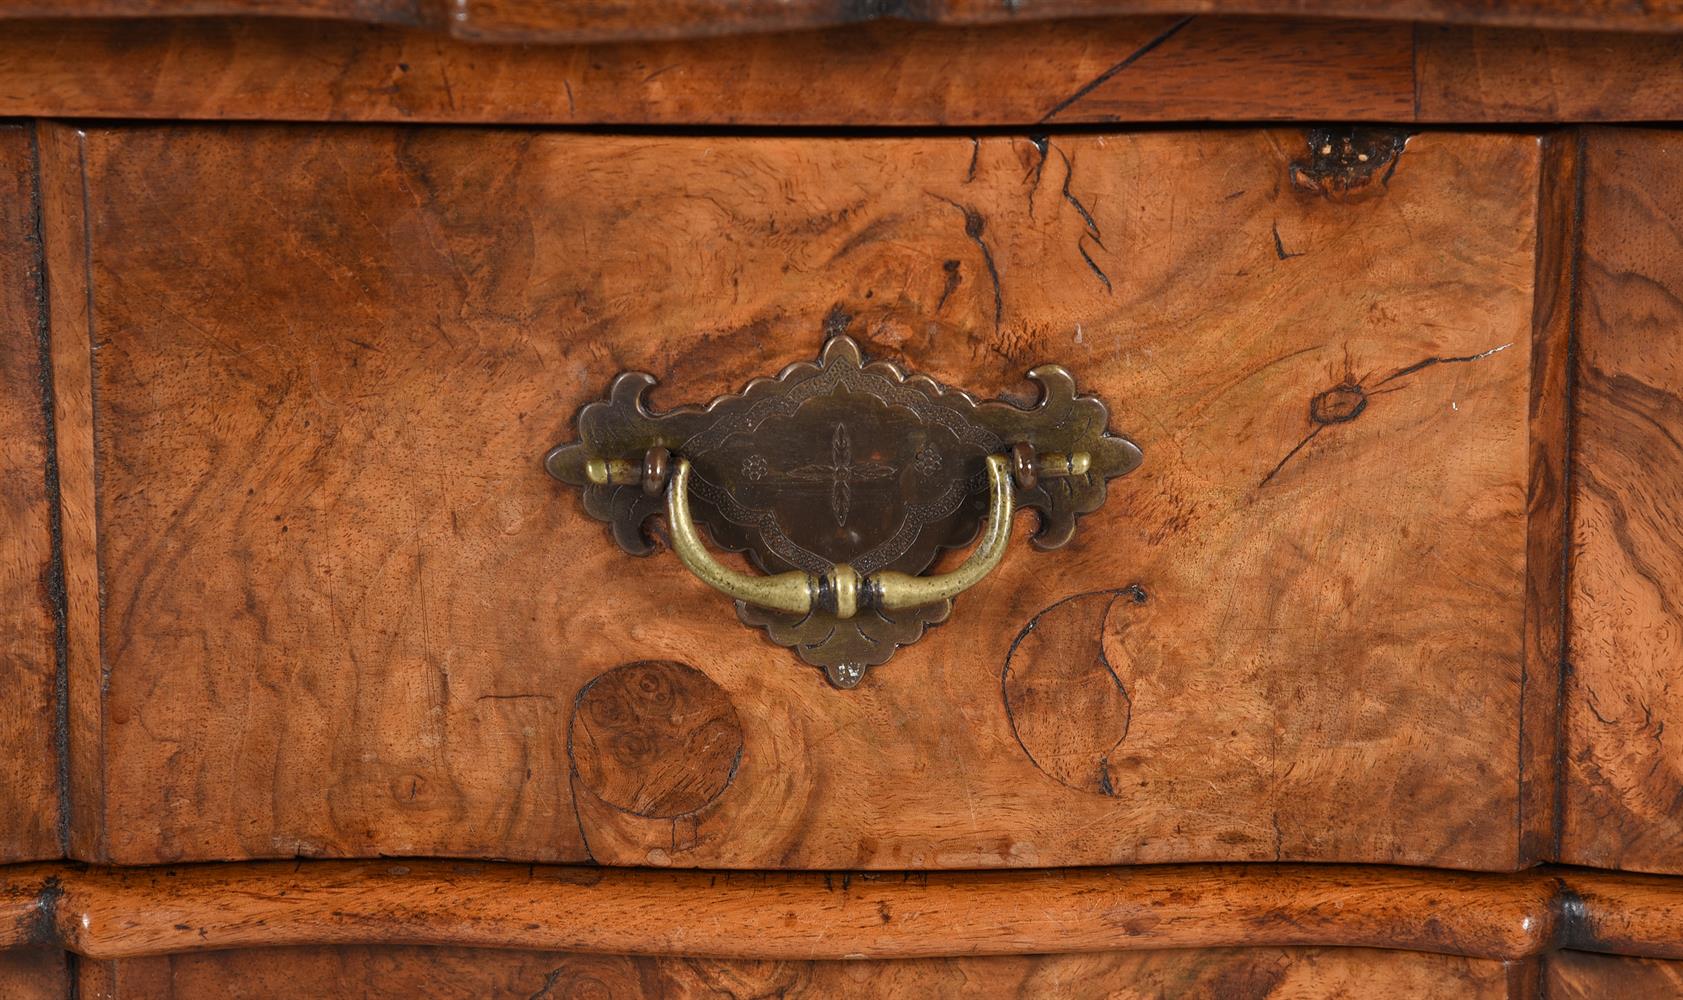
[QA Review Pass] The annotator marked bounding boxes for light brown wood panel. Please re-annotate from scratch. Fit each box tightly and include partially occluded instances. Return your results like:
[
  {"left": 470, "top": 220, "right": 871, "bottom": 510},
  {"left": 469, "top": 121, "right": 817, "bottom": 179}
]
[
  {"left": 1570, "top": 867, "right": 1683, "bottom": 960},
  {"left": 72, "top": 944, "right": 1512, "bottom": 999},
  {"left": 37, "top": 124, "right": 105, "bottom": 864},
  {"left": 0, "top": 949, "right": 69, "bottom": 1000},
  {"left": 10, "top": 861, "right": 1561, "bottom": 960},
  {"left": 0, "top": 864, "right": 50, "bottom": 949},
  {"left": 1563, "top": 129, "right": 1683, "bottom": 874},
  {"left": 77, "top": 956, "right": 166, "bottom": 1000},
  {"left": 1415, "top": 26, "right": 1683, "bottom": 121},
  {"left": 1547, "top": 952, "right": 1683, "bottom": 998},
  {"left": 21, "top": 860, "right": 1683, "bottom": 964},
  {"left": 0, "top": 123, "right": 63, "bottom": 862},
  {"left": 7, "top": 0, "right": 1683, "bottom": 40},
  {"left": 54, "top": 126, "right": 1545, "bottom": 869},
  {"left": 0, "top": 18, "right": 1416, "bottom": 125},
  {"left": 437, "top": 0, "right": 1683, "bottom": 42}
]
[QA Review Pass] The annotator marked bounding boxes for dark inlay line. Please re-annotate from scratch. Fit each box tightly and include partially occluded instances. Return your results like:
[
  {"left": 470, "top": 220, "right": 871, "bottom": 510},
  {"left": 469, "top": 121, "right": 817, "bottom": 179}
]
[
  {"left": 1040, "top": 16, "right": 1197, "bottom": 123},
  {"left": 27, "top": 122, "right": 72, "bottom": 858},
  {"left": 1550, "top": 130, "right": 1587, "bottom": 862}
]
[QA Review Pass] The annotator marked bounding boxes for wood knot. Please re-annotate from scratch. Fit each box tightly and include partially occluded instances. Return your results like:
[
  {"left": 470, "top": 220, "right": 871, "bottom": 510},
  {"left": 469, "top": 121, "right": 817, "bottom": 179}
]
[
  {"left": 568, "top": 660, "right": 743, "bottom": 818},
  {"left": 1289, "top": 127, "right": 1409, "bottom": 201},
  {"left": 1310, "top": 383, "right": 1367, "bottom": 425}
]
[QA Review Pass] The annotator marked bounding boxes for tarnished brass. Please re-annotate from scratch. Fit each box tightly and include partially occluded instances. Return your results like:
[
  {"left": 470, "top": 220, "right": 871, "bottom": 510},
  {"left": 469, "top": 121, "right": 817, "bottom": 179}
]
[
  {"left": 640, "top": 446, "right": 671, "bottom": 497},
  {"left": 868, "top": 454, "right": 1016, "bottom": 610},
  {"left": 545, "top": 332, "right": 1141, "bottom": 688},
  {"left": 667, "top": 457, "right": 820, "bottom": 617},
  {"left": 667, "top": 454, "right": 1018, "bottom": 622}
]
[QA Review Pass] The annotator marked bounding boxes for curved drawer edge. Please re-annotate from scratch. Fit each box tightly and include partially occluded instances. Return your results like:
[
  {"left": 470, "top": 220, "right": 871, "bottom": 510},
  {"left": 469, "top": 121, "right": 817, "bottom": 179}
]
[{"left": 8, "top": 860, "right": 1676, "bottom": 962}]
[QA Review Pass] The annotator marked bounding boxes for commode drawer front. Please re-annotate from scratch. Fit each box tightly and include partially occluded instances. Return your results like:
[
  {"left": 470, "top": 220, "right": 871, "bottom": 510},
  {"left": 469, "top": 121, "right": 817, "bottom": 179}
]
[{"left": 42, "top": 124, "right": 1549, "bottom": 869}]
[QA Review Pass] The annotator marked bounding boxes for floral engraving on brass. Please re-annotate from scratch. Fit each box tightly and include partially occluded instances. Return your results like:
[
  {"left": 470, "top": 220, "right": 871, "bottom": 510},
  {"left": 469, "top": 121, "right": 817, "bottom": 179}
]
[{"left": 545, "top": 334, "right": 1141, "bottom": 688}]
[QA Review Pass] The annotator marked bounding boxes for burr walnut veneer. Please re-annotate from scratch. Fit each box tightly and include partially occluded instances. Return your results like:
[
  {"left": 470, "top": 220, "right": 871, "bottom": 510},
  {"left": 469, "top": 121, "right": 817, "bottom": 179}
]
[{"left": 2, "top": 4, "right": 1683, "bottom": 998}]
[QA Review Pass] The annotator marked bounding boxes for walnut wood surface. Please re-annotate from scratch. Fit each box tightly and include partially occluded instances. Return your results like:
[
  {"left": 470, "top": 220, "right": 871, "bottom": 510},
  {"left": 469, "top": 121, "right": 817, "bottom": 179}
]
[
  {"left": 1570, "top": 868, "right": 1683, "bottom": 960},
  {"left": 42, "top": 126, "right": 1548, "bottom": 869},
  {"left": 0, "top": 861, "right": 1681, "bottom": 963},
  {"left": 0, "top": 17, "right": 1416, "bottom": 125},
  {"left": 0, "top": 862, "right": 1573, "bottom": 960},
  {"left": 3, "top": 18, "right": 1683, "bottom": 125},
  {"left": 0, "top": 949, "right": 69, "bottom": 1000},
  {"left": 1415, "top": 26, "right": 1683, "bottom": 121},
  {"left": 438, "top": 0, "right": 1683, "bottom": 42},
  {"left": 1518, "top": 132, "right": 1578, "bottom": 866},
  {"left": 1562, "top": 129, "right": 1683, "bottom": 875},
  {"left": 0, "top": 124, "right": 63, "bottom": 863},
  {"left": 1546, "top": 951, "right": 1683, "bottom": 998},
  {"left": 6, "top": 0, "right": 1683, "bottom": 41},
  {"left": 37, "top": 124, "right": 106, "bottom": 864},
  {"left": 70, "top": 945, "right": 1513, "bottom": 999}
]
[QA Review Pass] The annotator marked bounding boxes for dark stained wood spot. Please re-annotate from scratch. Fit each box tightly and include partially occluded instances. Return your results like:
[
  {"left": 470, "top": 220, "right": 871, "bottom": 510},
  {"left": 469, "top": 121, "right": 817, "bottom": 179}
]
[
  {"left": 568, "top": 661, "right": 743, "bottom": 818},
  {"left": 1003, "top": 588, "right": 1141, "bottom": 795},
  {"left": 1289, "top": 127, "right": 1409, "bottom": 201},
  {"left": 1310, "top": 383, "right": 1367, "bottom": 424}
]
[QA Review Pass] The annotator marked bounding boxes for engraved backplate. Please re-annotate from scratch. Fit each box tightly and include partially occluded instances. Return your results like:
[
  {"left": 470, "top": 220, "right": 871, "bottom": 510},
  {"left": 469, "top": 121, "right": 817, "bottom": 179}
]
[{"left": 545, "top": 334, "right": 1141, "bottom": 687}]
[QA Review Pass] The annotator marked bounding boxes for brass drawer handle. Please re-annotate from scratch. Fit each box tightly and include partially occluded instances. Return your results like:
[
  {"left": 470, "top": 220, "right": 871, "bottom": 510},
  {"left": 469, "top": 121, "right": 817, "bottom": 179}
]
[
  {"left": 668, "top": 453, "right": 1016, "bottom": 621},
  {"left": 546, "top": 331, "right": 1141, "bottom": 687}
]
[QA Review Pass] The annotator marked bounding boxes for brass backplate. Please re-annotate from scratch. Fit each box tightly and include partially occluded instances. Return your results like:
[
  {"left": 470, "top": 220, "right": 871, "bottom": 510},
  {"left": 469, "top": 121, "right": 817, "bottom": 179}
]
[{"left": 545, "top": 333, "right": 1141, "bottom": 687}]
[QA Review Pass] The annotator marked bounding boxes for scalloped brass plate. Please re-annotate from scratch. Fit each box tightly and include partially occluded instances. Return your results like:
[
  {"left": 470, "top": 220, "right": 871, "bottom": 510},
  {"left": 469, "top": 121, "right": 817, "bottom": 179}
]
[{"left": 545, "top": 333, "right": 1141, "bottom": 687}]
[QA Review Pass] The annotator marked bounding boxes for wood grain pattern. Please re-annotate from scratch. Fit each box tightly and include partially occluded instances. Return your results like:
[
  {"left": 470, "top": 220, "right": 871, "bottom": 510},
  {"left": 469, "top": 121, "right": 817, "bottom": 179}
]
[
  {"left": 7, "top": 0, "right": 1683, "bottom": 41},
  {"left": 8, "top": 18, "right": 1683, "bottom": 126},
  {"left": 1517, "top": 131, "right": 1579, "bottom": 866},
  {"left": 76, "top": 955, "right": 169, "bottom": 1000},
  {"left": 0, "top": 949, "right": 69, "bottom": 1000},
  {"left": 0, "top": 124, "right": 62, "bottom": 862},
  {"left": 1569, "top": 868, "right": 1683, "bottom": 960},
  {"left": 0, "top": 17, "right": 1416, "bottom": 126},
  {"left": 438, "top": 0, "right": 1683, "bottom": 43},
  {"left": 1002, "top": 588, "right": 1142, "bottom": 796},
  {"left": 10, "top": 862, "right": 1683, "bottom": 963},
  {"left": 1415, "top": 26, "right": 1683, "bottom": 121},
  {"left": 0, "top": 0, "right": 421, "bottom": 20},
  {"left": 1547, "top": 951, "right": 1683, "bottom": 997},
  {"left": 69, "top": 945, "right": 1513, "bottom": 999},
  {"left": 568, "top": 661, "right": 743, "bottom": 819},
  {"left": 52, "top": 126, "right": 1544, "bottom": 869},
  {"left": 1, "top": 862, "right": 1565, "bottom": 960},
  {"left": 0, "top": 865, "right": 50, "bottom": 950},
  {"left": 37, "top": 123, "right": 105, "bottom": 864},
  {"left": 1562, "top": 129, "right": 1683, "bottom": 874}
]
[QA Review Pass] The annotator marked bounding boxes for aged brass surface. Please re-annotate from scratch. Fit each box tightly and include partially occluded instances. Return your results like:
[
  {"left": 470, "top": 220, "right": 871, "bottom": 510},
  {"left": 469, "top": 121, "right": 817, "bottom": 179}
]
[
  {"left": 667, "top": 457, "right": 821, "bottom": 617},
  {"left": 868, "top": 454, "right": 1017, "bottom": 611},
  {"left": 546, "top": 333, "right": 1141, "bottom": 687},
  {"left": 666, "top": 454, "right": 1017, "bottom": 624}
]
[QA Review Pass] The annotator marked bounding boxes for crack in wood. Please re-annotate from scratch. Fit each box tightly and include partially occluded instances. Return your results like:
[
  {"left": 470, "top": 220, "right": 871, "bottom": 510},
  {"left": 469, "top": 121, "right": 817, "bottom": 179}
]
[
  {"left": 934, "top": 195, "right": 1003, "bottom": 332},
  {"left": 1272, "top": 221, "right": 1303, "bottom": 260},
  {"left": 1059, "top": 146, "right": 1112, "bottom": 294},
  {"left": 1261, "top": 342, "right": 1513, "bottom": 487},
  {"left": 934, "top": 258, "right": 961, "bottom": 312},
  {"left": 1040, "top": 16, "right": 1196, "bottom": 122},
  {"left": 1376, "top": 342, "right": 1512, "bottom": 386},
  {"left": 1023, "top": 134, "right": 1049, "bottom": 218}
]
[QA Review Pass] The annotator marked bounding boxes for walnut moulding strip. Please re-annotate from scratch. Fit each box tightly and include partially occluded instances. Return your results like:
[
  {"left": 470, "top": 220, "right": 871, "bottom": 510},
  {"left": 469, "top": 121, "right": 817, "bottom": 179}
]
[
  {"left": 3, "top": 862, "right": 1683, "bottom": 962},
  {"left": 4, "top": 0, "right": 1683, "bottom": 41},
  {"left": 5, "top": 18, "right": 1683, "bottom": 125}
]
